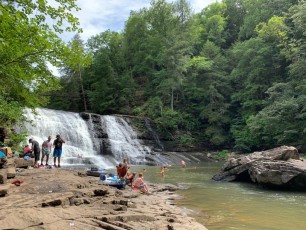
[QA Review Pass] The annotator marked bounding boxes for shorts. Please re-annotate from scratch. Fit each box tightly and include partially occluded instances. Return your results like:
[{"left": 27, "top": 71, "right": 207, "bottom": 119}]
[
  {"left": 33, "top": 148, "right": 40, "bottom": 161},
  {"left": 53, "top": 148, "right": 62, "bottom": 158},
  {"left": 43, "top": 149, "right": 50, "bottom": 155}
]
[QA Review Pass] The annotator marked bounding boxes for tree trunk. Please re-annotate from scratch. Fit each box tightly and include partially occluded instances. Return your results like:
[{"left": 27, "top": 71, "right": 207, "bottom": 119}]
[{"left": 78, "top": 65, "right": 87, "bottom": 111}]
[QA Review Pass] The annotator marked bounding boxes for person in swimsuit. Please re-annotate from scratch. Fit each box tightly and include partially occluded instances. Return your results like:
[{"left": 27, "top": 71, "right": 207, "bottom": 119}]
[
  {"left": 53, "top": 134, "right": 65, "bottom": 168},
  {"left": 132, "top": 173, "right": 148, "bottom": 193},
  {"left": 41, "top": 136, "right": 52, "bottom": 166}
]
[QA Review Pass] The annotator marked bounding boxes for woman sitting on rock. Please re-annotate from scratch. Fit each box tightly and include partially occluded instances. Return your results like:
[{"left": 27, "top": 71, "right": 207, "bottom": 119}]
[{"left": 132, "top": 173, "right": 148, "bottom": 193}]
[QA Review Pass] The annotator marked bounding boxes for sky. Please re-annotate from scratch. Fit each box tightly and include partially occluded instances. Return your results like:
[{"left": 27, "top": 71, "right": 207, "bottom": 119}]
[
  {"left": 66, "top": 0, "right": 218, "bottom": 41},
  {"left": 50, "top": 0, "right": 218, "bottom": 75}
]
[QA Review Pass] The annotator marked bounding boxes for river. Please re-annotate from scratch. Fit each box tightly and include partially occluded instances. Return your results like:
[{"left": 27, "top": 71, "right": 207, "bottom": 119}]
[{"left": 132, "top": 162, "right": 306, "bottom": 230}]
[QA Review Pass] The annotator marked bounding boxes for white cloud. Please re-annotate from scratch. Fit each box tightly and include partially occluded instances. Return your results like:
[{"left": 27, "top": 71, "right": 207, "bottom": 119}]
[
  {"left": 52, "top": 0, "right": 218, "bottom": 76},
  {"left": 64, "top": 0, "right": 218, "bottom": 42}
]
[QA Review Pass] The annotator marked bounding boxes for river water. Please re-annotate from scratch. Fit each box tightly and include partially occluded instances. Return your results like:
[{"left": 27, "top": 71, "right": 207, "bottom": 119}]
[{"left": 132, "top": 162, "right": 306, "bottom": 230}]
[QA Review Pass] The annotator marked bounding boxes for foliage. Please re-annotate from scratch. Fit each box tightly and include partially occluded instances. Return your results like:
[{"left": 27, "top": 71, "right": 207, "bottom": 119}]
[
  {"left": 41, "top": 0, "right": 306, "bottom": 152},
  {"left": 0, "top": 0, "right": 81, "bottom": 148},
  {"left": 2, "top": 0, "right": 304, "bottom": 152},
  {"left": 210, "top": 149, "right": 230, "bottom": 160}
]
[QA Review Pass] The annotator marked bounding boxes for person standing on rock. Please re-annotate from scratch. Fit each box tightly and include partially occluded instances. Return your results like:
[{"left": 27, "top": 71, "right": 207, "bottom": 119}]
[
  {"left": 40, "top": 136, "right": 52, "bottom": 166},
  {"left": 29, "top": 138, "right": 40, "bottom": 168},
  {"left": 53, "top": 134, "right": 65, "bottom": 168}
]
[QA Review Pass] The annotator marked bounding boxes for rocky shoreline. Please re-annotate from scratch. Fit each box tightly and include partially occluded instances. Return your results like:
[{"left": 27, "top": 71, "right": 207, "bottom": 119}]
[{"left": 0, "top": 167, "right": 207, "bottom": 230}]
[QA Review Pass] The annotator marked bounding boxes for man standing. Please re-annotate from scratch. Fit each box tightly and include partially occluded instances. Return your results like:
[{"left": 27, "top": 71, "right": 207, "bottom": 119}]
[
  {"left": 41, "top": 136, "right": 52, "bottom": 166},
  {"left": 53, "top": 134, "right": 65, "bottom": 168},
  {"left": 29, "top": 138, "right": 40, "bottom": 168}
]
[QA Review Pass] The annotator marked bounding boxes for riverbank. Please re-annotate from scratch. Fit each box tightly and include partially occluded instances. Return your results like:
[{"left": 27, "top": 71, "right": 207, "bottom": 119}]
[{"left": 0, "top": 167, "right": 207, "bottom": 230}]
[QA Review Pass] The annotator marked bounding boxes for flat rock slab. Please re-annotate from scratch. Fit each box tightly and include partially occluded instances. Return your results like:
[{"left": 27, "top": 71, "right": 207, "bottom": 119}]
[
  {"left": 0, "top": 168, "right": 208, "bottom": 230},
  {"left": 14, "top": 158, "right": 34, "bottom": 168}
]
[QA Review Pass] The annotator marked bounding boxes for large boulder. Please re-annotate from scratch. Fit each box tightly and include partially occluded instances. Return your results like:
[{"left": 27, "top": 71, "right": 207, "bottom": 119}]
[{"left": 212, "top": 146, "right": 306, "bottom": 190}]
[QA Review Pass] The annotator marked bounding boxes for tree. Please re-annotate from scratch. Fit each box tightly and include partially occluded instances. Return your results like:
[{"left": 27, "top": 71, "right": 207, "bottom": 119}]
[
  {"left": 85, "top": 31, "right": 135, "bottom": 114},
  {"left": 239, "top": 0, "right": 298, "bottom": 40},
  {"left": 65, "top": 34, "right": 92, "bottom": 111},
  {"left": 0, "top": 0, "right": 81, "bottom": 127}
]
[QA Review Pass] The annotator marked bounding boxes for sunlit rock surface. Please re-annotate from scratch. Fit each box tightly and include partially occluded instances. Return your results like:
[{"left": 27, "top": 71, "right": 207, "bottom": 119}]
[{"left": 212, "top": 146, "right": 306, "bottom": 190}]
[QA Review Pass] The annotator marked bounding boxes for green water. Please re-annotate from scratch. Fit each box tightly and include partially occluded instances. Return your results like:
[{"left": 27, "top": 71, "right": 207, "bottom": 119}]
[{"left": 131, "top": 163, "right": 306, "bottom": 230}]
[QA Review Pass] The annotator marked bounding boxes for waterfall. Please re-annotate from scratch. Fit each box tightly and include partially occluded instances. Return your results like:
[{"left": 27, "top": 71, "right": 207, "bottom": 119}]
[
  {"left": 21, "top": 108, "right": 111, "bottom": 168},
  {"left": 103, "top": 115, "right": 151, "bottom": 164},
  {"left": 144, "top": 118, "right": 164, "bottom": 151},
  {"left": 20, "top": 108, "right": 160, "bottom": 167}
]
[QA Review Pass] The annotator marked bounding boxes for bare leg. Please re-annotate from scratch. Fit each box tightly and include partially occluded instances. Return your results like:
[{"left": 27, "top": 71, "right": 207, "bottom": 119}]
[
  {"left": 41, "top": 152, "right": 45, "bottom": 165},
  {"left": 58, "top": 157, "right": 61, "bottom": 167},
  {"left": 54, "top": 157, "right": 57, "bottom": 167},
  {"left": 46, "top": 155, "right": 49, "bottom": 165}
]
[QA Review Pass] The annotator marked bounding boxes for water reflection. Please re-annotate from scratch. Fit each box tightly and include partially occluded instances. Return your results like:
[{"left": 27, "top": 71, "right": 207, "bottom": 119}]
[{"left": 131, "top": 163, "right": 306, "bottom": 230}]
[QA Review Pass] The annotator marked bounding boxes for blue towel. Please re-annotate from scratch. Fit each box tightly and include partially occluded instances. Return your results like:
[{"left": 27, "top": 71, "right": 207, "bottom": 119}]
[{"left": 0, "top": 151, "right": 6, "bottom": 158}]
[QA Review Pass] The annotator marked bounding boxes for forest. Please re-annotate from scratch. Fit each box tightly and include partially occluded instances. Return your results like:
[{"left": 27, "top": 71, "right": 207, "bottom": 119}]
[{"left": 1, "top": 0, "right": 306, "bottom": 152}]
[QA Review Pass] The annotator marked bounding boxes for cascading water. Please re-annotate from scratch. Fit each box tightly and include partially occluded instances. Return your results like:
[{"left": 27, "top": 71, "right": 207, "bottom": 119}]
[
  {"left": 103, "top": 115, "right": 151, "bottom": 164},
  {"left": 144, "top": 118, "right": 164, "bottom": 151},
  {"left": 19, "top": 108, "right": 163, "bottom": 167},
  {"left": 21, "top": 108, "right": 111, "bottom": 168}
]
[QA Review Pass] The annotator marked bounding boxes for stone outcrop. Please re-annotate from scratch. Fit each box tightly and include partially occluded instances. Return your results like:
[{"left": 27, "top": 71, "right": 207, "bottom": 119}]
[
  {"left": 80, "top": 112, "right": 166, "bottom": 156},
  {"left": 212, "top": 146, "right": 306, "bottom": 190},
  {"left": 0, "top": 168, "right": 207, "bottom": 230}
]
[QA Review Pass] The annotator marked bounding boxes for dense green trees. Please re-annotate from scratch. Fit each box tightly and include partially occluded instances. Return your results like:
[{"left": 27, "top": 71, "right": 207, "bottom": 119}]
[
  {"left": 3, "top": 0, "right": 305, "bottom": 152},
  {"left": 50, "top": 0, "right": 306, "bottom": 152},
  {"left": 0, "top": 0, "right": 81, "bottom": 128}
]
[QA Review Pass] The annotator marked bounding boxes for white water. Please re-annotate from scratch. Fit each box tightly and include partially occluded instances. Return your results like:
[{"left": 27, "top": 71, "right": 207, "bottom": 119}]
[
  {"left": 21, "top": 108, "right": 111, "bottom": 168},
  {"left": 20, "top": 108, "right": 156, "bottom": 167},
  {"left": 103, "top": 115, "right": 151, "bottom": 164}
]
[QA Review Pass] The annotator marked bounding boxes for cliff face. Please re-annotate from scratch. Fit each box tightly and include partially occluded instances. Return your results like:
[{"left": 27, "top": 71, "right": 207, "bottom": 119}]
[
  {"left": 79, "top": 113, "right": 164, "bottom": 155},
  {"left": 78, "top": 112, "right": 210, "bottom": 165}
]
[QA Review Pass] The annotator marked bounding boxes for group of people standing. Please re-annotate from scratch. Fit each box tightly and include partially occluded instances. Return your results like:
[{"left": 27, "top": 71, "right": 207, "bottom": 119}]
[{"left": 25, "top": 134, "right": 65, "bottom": 168}]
